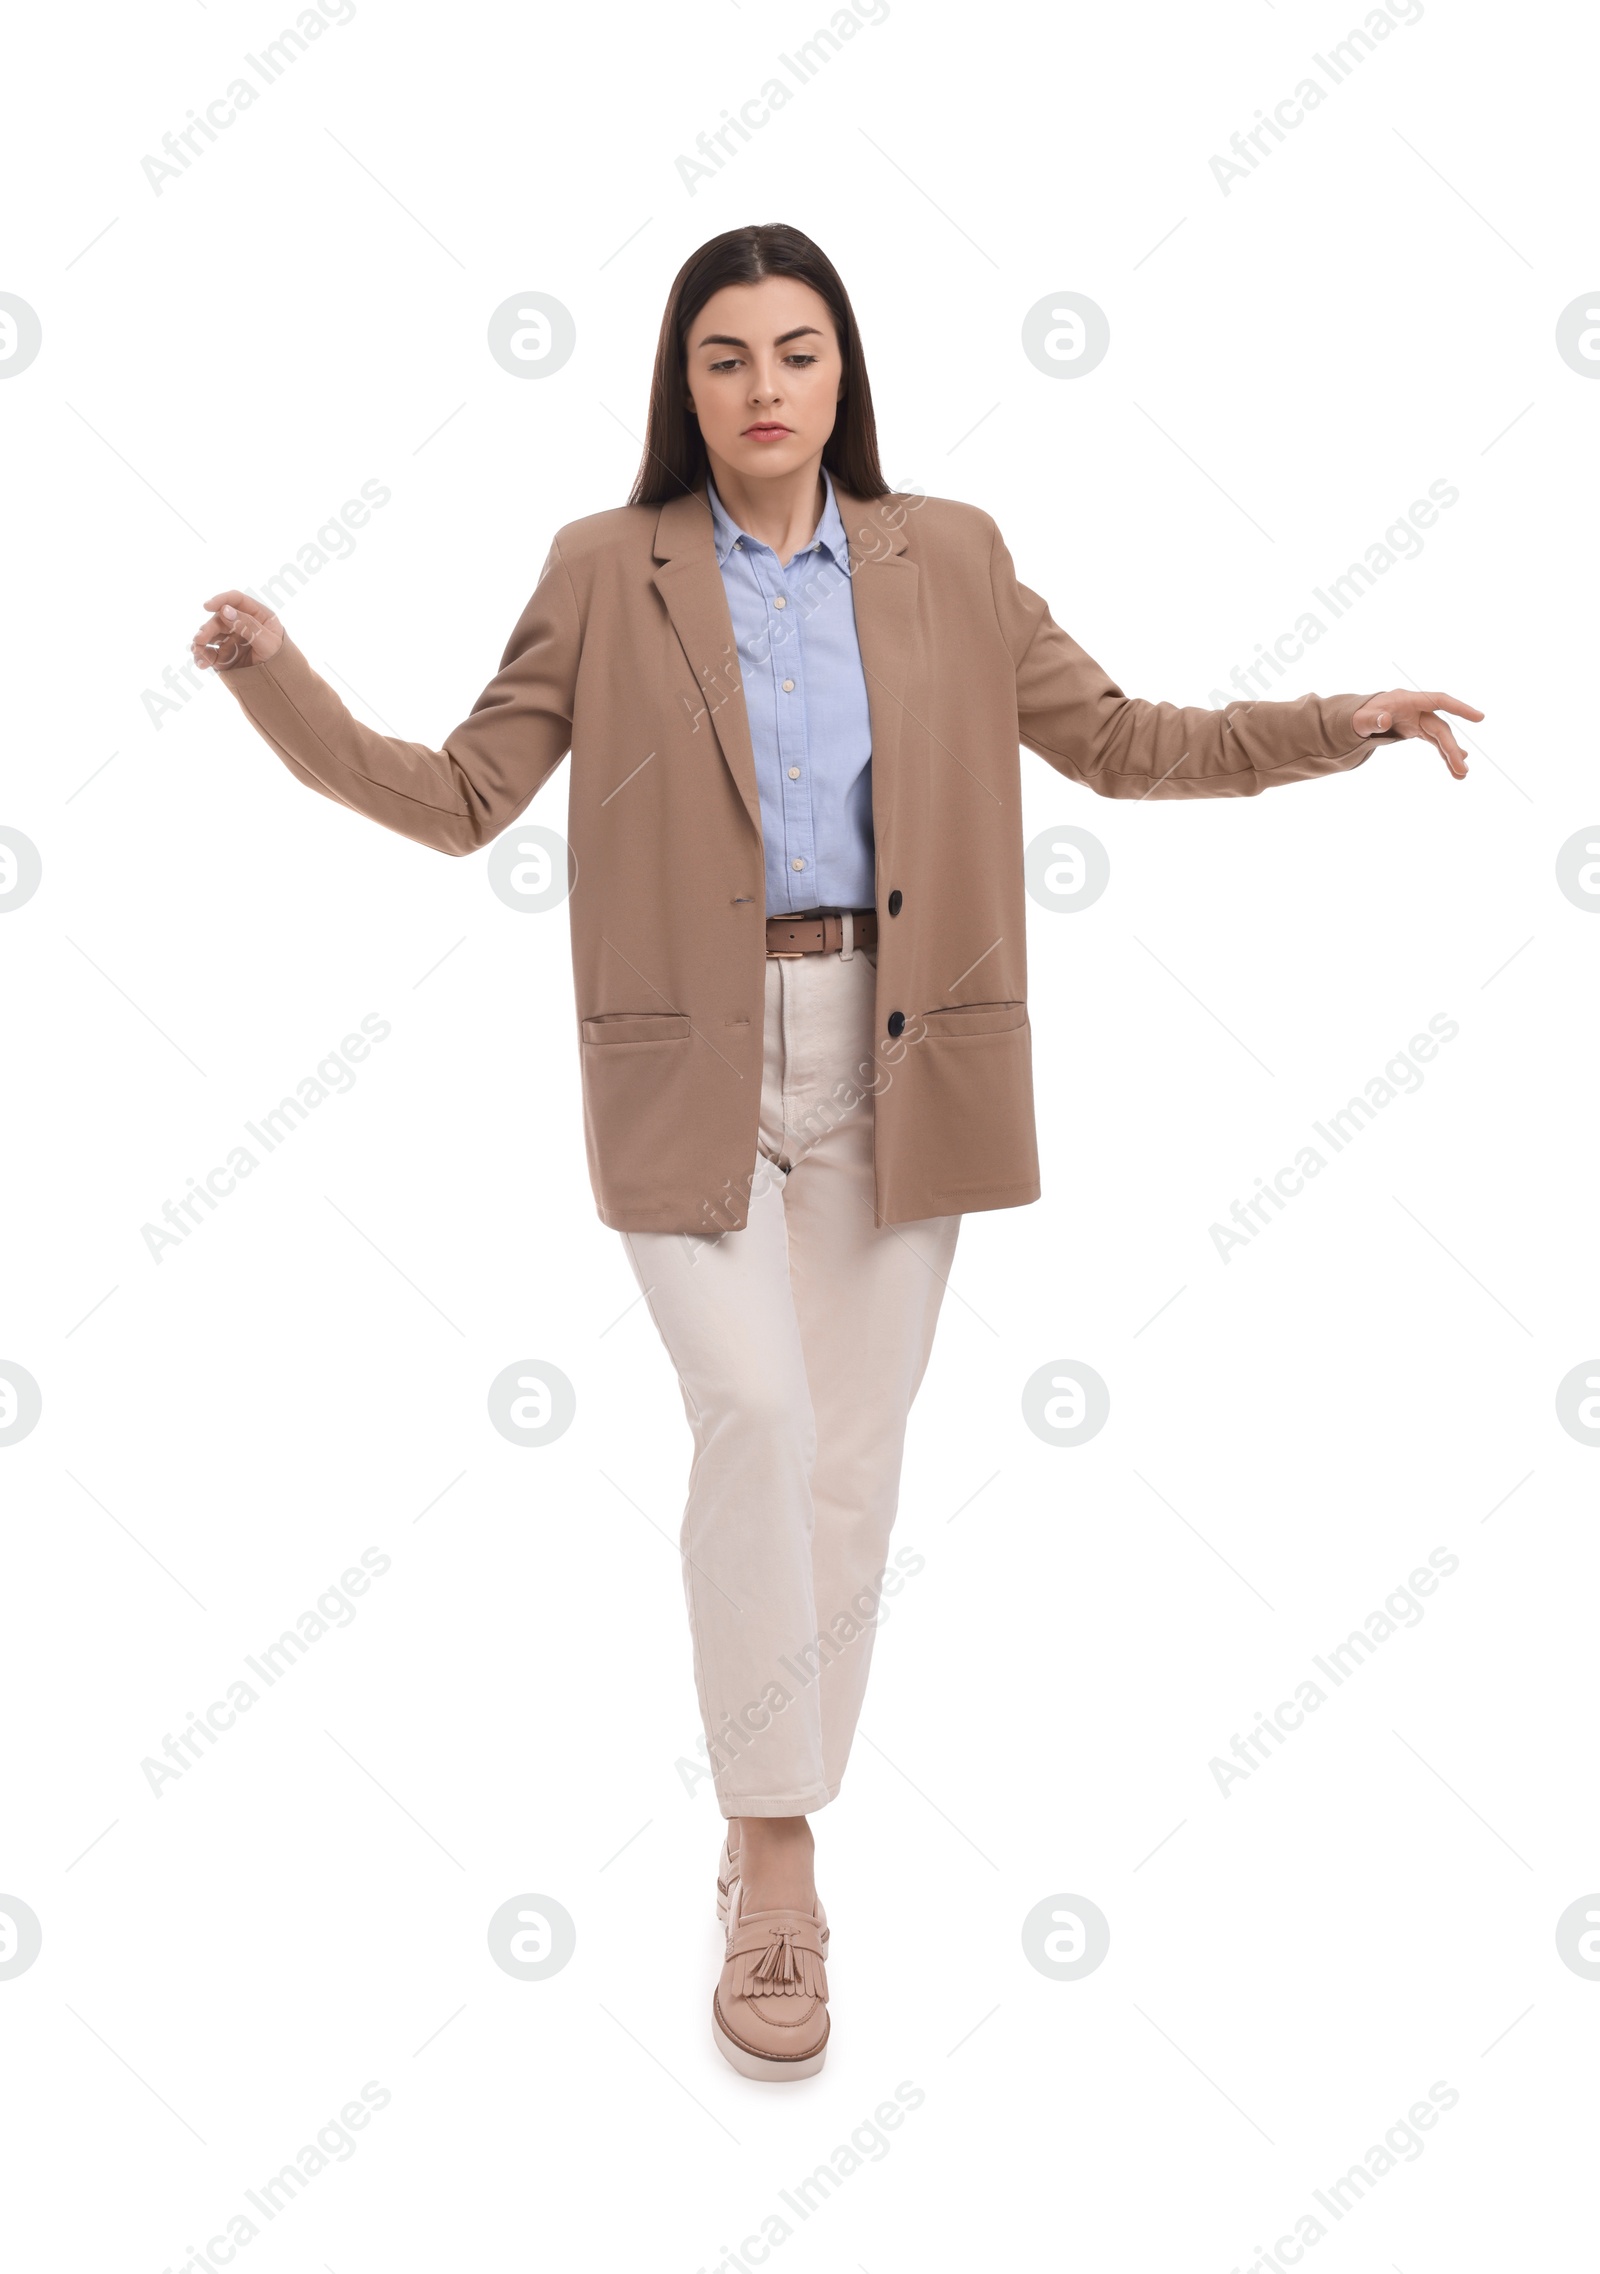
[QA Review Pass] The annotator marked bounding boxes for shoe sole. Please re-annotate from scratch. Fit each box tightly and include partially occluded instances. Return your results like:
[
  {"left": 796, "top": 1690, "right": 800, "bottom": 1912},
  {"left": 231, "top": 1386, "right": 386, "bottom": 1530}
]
[{"left": 713, "top": 1997, "right": 829, "bottom": 2082}]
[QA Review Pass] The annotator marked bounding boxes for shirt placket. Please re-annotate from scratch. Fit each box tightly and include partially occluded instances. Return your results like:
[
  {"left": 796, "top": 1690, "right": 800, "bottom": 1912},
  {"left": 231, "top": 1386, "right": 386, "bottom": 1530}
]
[
  {"left": 772, "top": 546, "right": 814, "bottom": 910},
  {"left": 735, "top": 540, "right": 807, "bottom": 912}
]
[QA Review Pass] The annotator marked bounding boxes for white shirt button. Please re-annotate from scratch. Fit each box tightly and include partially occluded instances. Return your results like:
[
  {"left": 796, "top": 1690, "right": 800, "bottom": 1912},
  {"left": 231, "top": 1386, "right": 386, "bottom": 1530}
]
[
  {"left": 773, "top": 596, "right": 787, "bottom": 609},
  {"left": 791, "top": 857, "right": 805, "bottom": 871},
  {"left": 782, "top": 678, "right": 795, "bottom": 692},
  {"left": 788, "top": 766, "right": 800, "bottom": 779}
]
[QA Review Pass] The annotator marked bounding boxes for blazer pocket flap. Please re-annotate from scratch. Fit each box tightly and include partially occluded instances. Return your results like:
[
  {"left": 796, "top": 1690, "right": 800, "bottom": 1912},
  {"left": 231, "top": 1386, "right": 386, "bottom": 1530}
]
[
  {"left": 581, "top": 1012, "right": 692, "bottom": 1045},
  {"left": 919, "top": 1000, "right": 1027, "bottom": 1038}
]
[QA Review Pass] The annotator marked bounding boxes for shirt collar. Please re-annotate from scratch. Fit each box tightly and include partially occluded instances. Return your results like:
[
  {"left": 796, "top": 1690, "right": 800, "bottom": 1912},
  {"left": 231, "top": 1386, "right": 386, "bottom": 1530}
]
[{"left": 706, "top": 464, "right": 849, "bottom": 571}]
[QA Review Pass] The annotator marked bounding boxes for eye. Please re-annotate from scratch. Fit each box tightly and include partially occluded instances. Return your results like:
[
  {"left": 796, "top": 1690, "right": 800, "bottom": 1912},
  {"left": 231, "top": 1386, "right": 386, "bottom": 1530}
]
[
  {"left": 708, "top": 356, "right": 742, "bottom": 374},
  {"left": 786, "top": 354, "right": 818, "bottom": 367}
]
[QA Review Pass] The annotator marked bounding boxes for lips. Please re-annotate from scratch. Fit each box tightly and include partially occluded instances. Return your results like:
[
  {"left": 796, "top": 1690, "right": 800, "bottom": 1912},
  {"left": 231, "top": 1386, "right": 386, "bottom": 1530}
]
[{"left": 743, "top": 424, "right": 792, "bottom": 438}]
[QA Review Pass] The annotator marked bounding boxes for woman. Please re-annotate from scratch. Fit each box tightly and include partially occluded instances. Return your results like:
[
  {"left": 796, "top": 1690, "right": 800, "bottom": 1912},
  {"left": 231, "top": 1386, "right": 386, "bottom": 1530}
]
[{"left": 191, "top": 222, "right": 1481, "bottom": 2083}]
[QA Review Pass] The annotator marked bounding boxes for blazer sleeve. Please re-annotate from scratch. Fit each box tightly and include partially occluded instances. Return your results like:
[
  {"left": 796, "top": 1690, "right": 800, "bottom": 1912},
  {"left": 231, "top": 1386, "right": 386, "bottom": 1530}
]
[
  {"left": 214, "top": 536, "right": 581, "bottom": 854},
  {"left": 986, "top": 518, "right": 1404, "bottom": 799}
]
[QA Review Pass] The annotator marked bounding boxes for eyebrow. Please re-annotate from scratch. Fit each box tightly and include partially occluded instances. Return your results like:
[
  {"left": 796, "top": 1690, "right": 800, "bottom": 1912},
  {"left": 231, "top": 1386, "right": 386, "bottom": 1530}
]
[{"left": 693, "top": 325, "right": 825, "bottom": 350}]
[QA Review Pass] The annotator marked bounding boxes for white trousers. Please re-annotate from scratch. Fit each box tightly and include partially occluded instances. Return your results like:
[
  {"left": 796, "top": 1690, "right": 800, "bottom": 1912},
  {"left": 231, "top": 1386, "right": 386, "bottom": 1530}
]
[{"left": 621, "top": 935, "right": 961, "bottom": 1816}]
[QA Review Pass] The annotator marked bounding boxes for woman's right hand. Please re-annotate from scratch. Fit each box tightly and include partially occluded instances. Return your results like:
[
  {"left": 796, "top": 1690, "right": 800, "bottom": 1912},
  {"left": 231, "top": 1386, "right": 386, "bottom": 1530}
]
[{"left": 191, "top": 590, "right": 285, "bottom": 672}]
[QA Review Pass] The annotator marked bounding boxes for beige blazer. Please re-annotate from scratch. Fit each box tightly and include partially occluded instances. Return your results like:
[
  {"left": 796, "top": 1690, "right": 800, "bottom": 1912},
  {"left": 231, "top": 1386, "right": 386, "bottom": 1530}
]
[{"left": 218, "top": 479, "right": 1397, "bottom": 1233}]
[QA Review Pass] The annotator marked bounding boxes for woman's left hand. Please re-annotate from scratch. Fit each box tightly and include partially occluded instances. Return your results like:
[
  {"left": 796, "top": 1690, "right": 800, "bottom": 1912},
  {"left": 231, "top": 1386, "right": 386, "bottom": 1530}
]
[{"left": 1351, "top": 689, "right": 1483, "bottom": 779}]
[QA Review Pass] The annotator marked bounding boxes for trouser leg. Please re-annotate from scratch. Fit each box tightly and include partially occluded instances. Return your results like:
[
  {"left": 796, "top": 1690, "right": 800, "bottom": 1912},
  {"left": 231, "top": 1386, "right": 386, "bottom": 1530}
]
[
  {"left": 620, "top": 943, "right": 960, "bottom": 1818},
  {"left": 775, "top": 951, "right": 960, "bottom": 1795},
  {"left": 621, "top": 1159, "right": 831, "bottom": 1817}
]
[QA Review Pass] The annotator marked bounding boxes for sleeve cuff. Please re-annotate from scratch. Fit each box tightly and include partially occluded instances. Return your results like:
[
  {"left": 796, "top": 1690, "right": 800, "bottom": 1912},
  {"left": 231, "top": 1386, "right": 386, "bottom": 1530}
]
[
  {"left": 1327, "top": 690, "right": 1408, "bottom": 758},
  {"left": 217, "top": 633, "right": 318, "bottom": 715}
]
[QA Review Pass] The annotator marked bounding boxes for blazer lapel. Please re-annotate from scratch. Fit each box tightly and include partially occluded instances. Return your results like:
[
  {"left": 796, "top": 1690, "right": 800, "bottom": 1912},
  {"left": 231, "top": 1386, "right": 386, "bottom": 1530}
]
[
  {"left": 652, "top": 484, "right": 762, "bottom": 838},
  {"left": 831, "top": 482, "right": 916, "bottom": 865}
]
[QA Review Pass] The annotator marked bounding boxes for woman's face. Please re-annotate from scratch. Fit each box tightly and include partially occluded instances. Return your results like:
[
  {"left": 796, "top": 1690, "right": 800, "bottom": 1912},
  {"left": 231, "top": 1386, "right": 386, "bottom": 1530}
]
[{"left": 683, "top": 274, "right": 845, "bottom": 486}]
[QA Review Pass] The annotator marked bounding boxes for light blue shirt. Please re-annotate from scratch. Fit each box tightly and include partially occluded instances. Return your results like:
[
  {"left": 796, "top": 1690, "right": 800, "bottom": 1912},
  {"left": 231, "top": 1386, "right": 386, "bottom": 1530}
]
[{"left": 706, "top": 466, "right": 875, "bottom": 917}]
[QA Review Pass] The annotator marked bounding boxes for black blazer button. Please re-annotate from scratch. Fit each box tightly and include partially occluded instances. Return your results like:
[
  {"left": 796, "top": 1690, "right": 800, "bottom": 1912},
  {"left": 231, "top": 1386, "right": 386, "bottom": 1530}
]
[
  {"left": 886, "top": 1010, "right": 906, "bottom": 1038},
  {"left": 887, "top": 889, "right": 903, "bottom": 915}
]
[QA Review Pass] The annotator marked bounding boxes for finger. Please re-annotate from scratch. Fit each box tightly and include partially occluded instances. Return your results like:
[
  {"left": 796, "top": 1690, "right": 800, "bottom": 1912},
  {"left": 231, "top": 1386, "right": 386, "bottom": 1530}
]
[
  {"left": 201, "top": 589, "right": 272, "bottom": 628},
  {"left": 193, "top": 611, "right": 254, "bottom": 667},
  {"left": 200, "top": 595, "right": 278, "bottom": 653},
  {"left": 1422, "top": 714, "right": 1468, "bottom": 778},
  {"left": 1416, "top": 692, "right": 1485, "bottom": 722}
]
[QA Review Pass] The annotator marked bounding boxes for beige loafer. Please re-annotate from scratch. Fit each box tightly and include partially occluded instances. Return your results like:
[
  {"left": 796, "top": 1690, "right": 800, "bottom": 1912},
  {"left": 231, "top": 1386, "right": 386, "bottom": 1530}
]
[
  {"left": 717, "top": 1824, "right": 829, "bottom": 1950},
  {"left": 713, "top": 1878, "right": 830, "bottom": 2081},
  {"left": 716, "top": 1824, "right": 738, "bottom": 1920}
]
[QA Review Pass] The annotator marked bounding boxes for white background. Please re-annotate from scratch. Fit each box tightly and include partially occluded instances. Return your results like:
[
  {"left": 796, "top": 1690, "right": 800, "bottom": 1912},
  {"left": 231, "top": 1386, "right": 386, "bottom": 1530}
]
[{"left": 3, "top": 0, "right": 1597, "bottom": 2266}]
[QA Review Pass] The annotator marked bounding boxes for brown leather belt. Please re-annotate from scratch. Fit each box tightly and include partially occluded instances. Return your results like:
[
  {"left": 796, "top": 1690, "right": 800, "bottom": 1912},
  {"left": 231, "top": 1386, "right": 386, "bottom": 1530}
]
[{"left": 766, "top": 909, "right": 878, "bottom": 957}]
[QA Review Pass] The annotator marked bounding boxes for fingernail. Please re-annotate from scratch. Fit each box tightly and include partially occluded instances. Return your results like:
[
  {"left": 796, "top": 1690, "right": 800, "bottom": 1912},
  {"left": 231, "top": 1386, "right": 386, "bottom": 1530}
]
[{"left": 223, "top": 605, "right": 237, "bottom": 620}]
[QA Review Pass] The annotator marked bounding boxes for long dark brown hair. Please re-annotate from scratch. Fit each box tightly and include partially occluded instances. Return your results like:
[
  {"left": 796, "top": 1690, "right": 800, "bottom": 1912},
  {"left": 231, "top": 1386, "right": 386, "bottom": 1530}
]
[{"left": 627, "top": 224, "right": 888, "bottom": 506}]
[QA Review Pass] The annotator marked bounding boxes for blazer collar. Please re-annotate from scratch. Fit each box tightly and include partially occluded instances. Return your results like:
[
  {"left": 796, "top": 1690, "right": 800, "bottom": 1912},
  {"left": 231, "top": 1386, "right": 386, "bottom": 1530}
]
[{"left": 652, "top": 472, "right": 910, "bottom": 567}]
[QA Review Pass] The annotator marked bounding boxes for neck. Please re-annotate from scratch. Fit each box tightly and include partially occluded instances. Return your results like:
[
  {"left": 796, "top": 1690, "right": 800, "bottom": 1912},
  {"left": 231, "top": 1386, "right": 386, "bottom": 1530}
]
[{"left": 705, "top": 451, "right": 828, "bottom": 568}]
